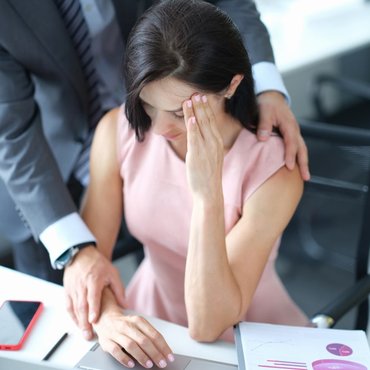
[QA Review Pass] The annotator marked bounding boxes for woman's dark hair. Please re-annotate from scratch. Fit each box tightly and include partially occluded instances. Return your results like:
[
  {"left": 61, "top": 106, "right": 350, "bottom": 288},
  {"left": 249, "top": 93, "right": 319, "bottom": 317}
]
[{"left": 124, "top": 0, "right": 258, "bottom": 141}]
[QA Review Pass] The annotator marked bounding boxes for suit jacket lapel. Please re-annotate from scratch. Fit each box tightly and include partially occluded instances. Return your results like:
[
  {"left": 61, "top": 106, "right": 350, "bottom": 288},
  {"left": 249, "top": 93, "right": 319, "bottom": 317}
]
[{"left": 9, "top": 0, "right": 88, "bottom": 110}]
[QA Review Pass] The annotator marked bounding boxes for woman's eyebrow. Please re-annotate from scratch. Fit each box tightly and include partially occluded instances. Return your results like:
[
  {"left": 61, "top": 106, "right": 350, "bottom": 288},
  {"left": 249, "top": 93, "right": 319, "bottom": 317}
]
[{"left": 139, "top": 98, "right": 183, "bottom": 113}]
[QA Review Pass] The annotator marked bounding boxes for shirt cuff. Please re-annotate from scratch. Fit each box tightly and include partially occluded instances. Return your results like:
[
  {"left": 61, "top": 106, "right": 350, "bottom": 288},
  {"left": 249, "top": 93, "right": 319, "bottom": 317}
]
[
  {"left": 39, "top": 213, "right": 96, "bottom": 268},
  {"left": 252, "top": 61, "right": 291, "bottom": 105}
]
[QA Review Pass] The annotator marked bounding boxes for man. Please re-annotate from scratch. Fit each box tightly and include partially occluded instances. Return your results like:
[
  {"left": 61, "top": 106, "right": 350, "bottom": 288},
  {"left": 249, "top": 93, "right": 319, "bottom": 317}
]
[{"left": 0, "top": 0, "right": 309, "bottom": 339}]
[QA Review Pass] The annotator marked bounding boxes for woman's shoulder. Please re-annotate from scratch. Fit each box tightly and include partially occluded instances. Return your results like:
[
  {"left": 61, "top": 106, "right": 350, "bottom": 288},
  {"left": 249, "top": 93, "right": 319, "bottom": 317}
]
[
  {"left": 92, "top": 105, "right": 137, "bottom": 166},
  {"left": 93, "top": 107, "right": 121, "bottom": 147},
  {"left": 236, "top": 129, "right": 286, "bottom": 203},
  {"left": 235, "top": 129, "right": 285, "bottom": 167},
  {"left": 114, "top": 105, "right": 135, "bottom": 139}
]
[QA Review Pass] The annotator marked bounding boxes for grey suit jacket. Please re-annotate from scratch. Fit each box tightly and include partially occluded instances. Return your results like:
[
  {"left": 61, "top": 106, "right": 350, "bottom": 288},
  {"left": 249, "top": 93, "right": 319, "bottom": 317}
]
[{"left": 0, "top": 0, "right": 274, "bottom": 243}]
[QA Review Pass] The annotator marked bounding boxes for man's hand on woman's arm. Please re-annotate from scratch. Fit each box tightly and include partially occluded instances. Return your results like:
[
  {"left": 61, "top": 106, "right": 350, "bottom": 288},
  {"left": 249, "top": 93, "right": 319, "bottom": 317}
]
[
  {"left": 63, "top": 246, "right": 126, "bottom": 340},
  {"left": 63, "top": 108, "right": 127, "bottom": 340},
  {"left": 256, "top": 91, "right": 310, "bottom": 181}
]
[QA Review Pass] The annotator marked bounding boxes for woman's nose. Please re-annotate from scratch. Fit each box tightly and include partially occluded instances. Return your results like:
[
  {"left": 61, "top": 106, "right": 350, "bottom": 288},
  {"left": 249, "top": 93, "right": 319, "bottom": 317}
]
[{"left": 152, "top": 112, "right": 172, "bottom": 135}]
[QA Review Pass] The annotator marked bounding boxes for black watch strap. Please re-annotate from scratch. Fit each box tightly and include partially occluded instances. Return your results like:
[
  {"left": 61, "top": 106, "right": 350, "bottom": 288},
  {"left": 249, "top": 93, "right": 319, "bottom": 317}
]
[
  {"left": 55, "top": 242, "right": 96, "bottom": 270},
  {"left": 74, "top": 242, "right": 97, "bottom": 250}
]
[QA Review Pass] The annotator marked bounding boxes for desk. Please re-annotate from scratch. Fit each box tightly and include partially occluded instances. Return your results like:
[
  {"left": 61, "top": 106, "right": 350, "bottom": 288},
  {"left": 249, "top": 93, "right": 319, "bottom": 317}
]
[
  {"left": 0, "top": 266, "right": 237, "bottom": 368},
  {"left": 256, "top": 0, "right": 370, "bottom": 74}
]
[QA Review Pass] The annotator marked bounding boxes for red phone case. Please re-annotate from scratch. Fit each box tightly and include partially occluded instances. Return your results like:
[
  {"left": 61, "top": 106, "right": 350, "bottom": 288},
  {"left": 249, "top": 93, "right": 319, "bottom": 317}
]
[{"left": 0, "top": 300, "right": 44, "bottom": 350}]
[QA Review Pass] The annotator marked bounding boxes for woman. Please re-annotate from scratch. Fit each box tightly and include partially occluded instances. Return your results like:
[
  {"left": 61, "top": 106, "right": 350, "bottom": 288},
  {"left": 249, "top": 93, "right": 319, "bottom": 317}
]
[{"left": 83, "top": 0, "right": 307, "bottom": 368}]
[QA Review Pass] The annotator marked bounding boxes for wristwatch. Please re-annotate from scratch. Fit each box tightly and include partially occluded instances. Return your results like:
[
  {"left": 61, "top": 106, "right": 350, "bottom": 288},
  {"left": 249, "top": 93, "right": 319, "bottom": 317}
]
[{"left": 55, "top": 242, "right": 95, "bottom": 270}]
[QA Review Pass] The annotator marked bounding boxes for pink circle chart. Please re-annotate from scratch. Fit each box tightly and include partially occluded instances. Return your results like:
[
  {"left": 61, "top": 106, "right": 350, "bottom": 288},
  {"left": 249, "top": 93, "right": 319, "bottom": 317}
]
[
  {"left": 326, "top": 343, "right": 353, "bottom": 356},
  {"left": 312, "top": 359, "right": 367, "bottom": 370}
]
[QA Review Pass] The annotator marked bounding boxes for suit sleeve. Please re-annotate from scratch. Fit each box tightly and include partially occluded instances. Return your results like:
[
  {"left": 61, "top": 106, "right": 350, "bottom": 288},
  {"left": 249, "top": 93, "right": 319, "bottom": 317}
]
[
  {"left": 211, "top": 0, "right": 289, "bottom": 98},
  {"left": 211, "top": 0, "right": 274, "bottom": 65},
  {"left": 0, "top": 45, "right": 77, "bottom": 239}
]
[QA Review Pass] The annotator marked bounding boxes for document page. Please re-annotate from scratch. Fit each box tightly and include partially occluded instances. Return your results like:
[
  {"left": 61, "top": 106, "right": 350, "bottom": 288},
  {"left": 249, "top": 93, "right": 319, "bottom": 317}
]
[{"left": 235, "top": 322, "right": 370, "bottom": 370}]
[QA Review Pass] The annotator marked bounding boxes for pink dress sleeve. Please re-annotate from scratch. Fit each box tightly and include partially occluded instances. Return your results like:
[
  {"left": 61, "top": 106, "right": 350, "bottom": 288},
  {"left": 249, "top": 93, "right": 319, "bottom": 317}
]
[{"left": 241, "top": 133, "right": 285, "bottom": 204}]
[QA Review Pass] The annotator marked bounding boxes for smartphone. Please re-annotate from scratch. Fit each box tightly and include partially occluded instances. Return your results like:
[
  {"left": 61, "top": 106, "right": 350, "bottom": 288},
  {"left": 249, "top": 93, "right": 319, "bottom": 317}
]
[{"left": 0, "top": 300, "right": 43, "bottom": 350}]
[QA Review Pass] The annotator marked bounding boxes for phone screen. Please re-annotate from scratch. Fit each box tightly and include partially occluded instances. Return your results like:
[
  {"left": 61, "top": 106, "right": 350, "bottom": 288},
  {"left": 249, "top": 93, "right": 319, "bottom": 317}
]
[{"left": 0, "top": 300, "right": 43, "bottom": 350}]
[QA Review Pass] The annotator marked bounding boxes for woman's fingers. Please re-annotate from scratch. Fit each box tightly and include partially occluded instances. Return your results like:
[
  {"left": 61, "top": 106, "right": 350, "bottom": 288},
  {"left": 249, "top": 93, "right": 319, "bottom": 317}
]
[
  {"left": 118, "top": 333, "right": 155, "bottom": 368},
  {"left": 183, "top": 94, "right": 218, "bottom": 144},
  {"left": 100, "top": 339, "right": 136, "bottom": 368},
  {"left": 191, "top": 95, "right": 213, "bottom": 139},
  {"left": 201, "top": 95, "right": 220, "bottom": 139},
  {"left": 183, "top": 100, "right": 200, "bottom": 160},
  {"left": 96, "top": 314, "right": 174, "bottom": 369},
  {"left": 182, "top": 99, "right": 194, "bottom": 126},
  {"left": 120, "top": 316, "right": 171, "bottom": 368},
  {"left": 136, "top": 316, "right": 174, "bottom": 364}
]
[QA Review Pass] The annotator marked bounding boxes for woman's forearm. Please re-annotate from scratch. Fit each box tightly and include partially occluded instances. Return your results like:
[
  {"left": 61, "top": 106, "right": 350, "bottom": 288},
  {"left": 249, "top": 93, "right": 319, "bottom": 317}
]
[{"left": 184, "top": 193, "right": 244, "bottom": 341}]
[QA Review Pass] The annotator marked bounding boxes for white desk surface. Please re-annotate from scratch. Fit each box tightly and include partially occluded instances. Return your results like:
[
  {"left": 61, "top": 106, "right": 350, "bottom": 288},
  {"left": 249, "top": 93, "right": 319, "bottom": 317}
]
[
  {"left": 0, "top": 266, "right": 237, "bottom": 368},
  {"left": 256, "top": 0, "right": 370, "bottom": 74}
]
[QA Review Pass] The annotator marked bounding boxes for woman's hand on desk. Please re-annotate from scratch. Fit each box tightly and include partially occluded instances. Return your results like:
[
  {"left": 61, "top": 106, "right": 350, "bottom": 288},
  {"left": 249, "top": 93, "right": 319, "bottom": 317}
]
[
  {"left": 63, "top": 247, "right": 126, "bottom": 340},
  {"left": 94, "top": 288, "right": 174, "bottom": 369}
]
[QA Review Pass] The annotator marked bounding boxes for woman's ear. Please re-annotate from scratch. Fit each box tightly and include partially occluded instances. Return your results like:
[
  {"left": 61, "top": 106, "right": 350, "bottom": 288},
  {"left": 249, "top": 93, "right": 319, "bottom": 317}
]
[{"left": 224, "top": 74, "right": 244, "bottom": 99}]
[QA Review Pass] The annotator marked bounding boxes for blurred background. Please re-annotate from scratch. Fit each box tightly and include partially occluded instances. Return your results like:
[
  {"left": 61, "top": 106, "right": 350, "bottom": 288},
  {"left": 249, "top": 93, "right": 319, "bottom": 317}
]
[{"left": 256, "top": 0, "right": 370, "bottom": 331}]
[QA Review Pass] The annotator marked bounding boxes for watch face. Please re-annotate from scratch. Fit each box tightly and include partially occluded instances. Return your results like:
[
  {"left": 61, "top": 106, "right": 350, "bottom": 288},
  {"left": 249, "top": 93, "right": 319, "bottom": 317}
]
[
  {"left": 55, "top": 244, "right": 94, "bottom": 270},
  {"left": 55, "top": 248, "right": 77, "bottom": 269},
  {"left": 55, "top": 251, "right": 71, "bottom": 269}
]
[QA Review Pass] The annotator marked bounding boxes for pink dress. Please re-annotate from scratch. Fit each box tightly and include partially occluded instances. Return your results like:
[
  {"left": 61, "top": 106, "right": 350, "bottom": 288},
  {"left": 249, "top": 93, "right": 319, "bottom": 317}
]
[{"left": 117, "top": 107, "right": 306, "bottom": 341}]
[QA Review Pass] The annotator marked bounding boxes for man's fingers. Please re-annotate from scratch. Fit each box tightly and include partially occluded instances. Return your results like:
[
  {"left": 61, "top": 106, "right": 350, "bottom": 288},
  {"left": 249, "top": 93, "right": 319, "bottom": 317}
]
[
  {"left": 282, "top": 130, "right": 298, "bottom": 170},
  {"left": 297, "top": 139, "right": 310, "bottom": 181},
  {"left": 256, "top": 113, "right": 273, "bottom": 141},
  {"left": 256, "top": 90, "right": 311, "bottom": 179},
  {"left": 65, "top": 293, "right": 78, "bottom": 326},
  {"left": 279, "top": 117, "right": 310, "bottom": 179},
  {"left": 74, "top": 285, "right": 94, "bottom": 339},
  {"left": 109, "top": 271, "right": 127, "bottom": 309},
  {"left": 274, "top": 114, "right": 299, "bottom": 171},
  {"left": 87, "top": 278, "right": 105, "bottom": 324},
  {"left": 257, "top": 129, "right": 271, "bottom": 141},
  {"left": 89, "top": 265, "right": 126, "bottom": 322}
]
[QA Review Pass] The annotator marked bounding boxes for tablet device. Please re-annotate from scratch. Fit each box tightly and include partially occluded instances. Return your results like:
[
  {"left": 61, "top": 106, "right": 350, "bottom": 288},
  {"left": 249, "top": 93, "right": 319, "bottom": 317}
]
[
  {"left": 0, "top": 300, "right": 43, "bottom": 350},
  {"left": 75, "top": 343, "right": 237, "bottom": 370}
]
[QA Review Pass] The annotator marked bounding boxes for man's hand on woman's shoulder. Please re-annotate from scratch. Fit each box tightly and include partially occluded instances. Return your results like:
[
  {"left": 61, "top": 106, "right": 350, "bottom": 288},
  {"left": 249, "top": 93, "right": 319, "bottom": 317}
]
[{"left": 256, "top": 91, "right": 310, "bottom": 181}]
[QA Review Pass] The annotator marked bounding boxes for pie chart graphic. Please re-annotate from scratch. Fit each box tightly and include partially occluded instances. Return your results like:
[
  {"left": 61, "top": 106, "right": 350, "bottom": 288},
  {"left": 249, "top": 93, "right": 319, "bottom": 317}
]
[
  {"left": 312, "top": 359, "right": 367, "bottom": 370},
  {"left": 326, "top": 343, "right": 353, "bottom": 356}
]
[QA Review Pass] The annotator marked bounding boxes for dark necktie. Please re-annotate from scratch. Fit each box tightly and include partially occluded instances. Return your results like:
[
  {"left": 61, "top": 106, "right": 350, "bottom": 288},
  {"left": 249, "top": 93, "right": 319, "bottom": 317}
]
[{"left": 55, "top": 0, "right": 104, "bottom": 183}]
